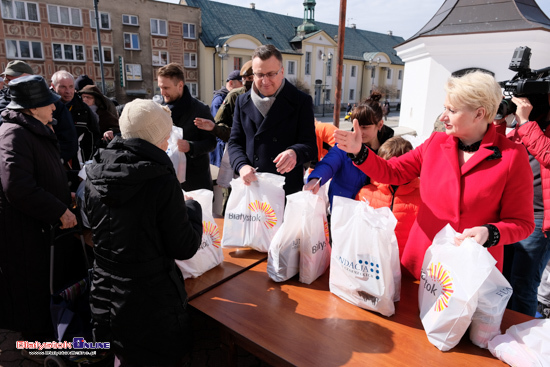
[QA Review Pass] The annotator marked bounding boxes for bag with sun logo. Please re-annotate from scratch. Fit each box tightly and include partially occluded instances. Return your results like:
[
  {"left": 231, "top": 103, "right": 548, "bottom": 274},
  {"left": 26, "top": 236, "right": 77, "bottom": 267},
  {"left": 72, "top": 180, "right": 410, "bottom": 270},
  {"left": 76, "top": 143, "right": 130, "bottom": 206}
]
[
  {"left": 222, "top": 172, "right": 285, "bottom": 252},
  {"left": 329, "top": 197, "right": 400, "bottom": 317},
  {"left": 419, "top": 224, "right": 495, "bottom": 351},
  {"left": 176, "top": 189, "right": 224, "bottom": 278}
]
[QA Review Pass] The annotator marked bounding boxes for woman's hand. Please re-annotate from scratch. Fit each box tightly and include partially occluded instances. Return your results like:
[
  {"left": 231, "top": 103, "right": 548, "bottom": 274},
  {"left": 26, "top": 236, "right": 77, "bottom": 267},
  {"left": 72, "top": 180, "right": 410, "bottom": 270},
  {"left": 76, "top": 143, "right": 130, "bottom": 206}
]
[
  {"left": 512, "top": 96, "right": 533, "bottom": 126},
  {"left": 194, "top": 117, "right": 215, "bottom": 131},
  {"left": 59, "top": 209, "right": 77, "bottom": 229},
  {"left": 454, "top": 226, "right": 489, "bottom": 246},
  {"left": 303, "top": 178, "right": 320, "bottom": 194},
  {"left": 334, "top": 119, "right": 362, "bottom": 155}
]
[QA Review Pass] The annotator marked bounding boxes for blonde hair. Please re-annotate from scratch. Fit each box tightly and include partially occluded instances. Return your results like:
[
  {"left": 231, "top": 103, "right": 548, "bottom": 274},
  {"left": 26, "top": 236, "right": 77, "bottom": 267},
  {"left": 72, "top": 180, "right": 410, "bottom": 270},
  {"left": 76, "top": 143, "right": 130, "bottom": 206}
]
[
  {"left": 444, "top": 71, "right": 502, "bottom": 122},
  {"left": 378, "top": 136, "right": 413, "bottom": 160}
]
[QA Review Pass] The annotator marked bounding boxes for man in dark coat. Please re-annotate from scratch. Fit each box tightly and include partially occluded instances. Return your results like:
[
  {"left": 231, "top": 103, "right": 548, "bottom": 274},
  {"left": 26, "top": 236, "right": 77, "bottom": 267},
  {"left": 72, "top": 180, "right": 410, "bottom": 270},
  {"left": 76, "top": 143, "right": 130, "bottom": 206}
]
[
  {"left": 158, "top": 63, "right": 216, "bottom": 191},
  {"left": 228, "top": 45, "right": 317, "bottom": 196},
  {"left": 0, "top": 76, "right": 77, "bottom": 344}
]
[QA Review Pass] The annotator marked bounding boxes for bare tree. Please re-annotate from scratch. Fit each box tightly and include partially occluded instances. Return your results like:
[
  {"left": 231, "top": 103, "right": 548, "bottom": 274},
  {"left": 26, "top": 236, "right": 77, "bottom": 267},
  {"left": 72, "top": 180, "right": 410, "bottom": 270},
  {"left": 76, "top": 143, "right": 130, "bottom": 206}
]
[{"left": 288, "top": 77, "right": 311, "bottom": 95}]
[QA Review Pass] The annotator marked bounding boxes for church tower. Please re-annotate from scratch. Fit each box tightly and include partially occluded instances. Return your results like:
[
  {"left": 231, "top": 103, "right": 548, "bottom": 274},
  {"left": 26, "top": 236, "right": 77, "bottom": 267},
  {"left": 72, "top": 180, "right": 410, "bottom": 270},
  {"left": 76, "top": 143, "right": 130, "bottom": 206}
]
[{"left": 297, "top": 0, "right": 319, "bottom": 37}]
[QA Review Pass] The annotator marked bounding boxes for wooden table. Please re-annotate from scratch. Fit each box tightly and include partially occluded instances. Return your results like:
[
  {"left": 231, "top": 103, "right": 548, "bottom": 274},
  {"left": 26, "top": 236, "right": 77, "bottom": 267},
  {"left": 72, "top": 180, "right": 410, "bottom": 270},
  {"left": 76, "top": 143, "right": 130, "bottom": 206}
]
[
  {"left": 184, "top": 218, "right": 267, "bottom": 301},
  {"left": 189, "top": 261, "right": 532, "bottom": 366}
]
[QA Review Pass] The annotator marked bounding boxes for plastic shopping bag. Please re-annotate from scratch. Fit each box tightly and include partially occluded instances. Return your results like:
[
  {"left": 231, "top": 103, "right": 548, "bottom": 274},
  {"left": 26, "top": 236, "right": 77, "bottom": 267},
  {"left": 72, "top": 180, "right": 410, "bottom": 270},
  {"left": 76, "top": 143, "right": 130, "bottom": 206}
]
[
  {"left": 488, "top": 319, "right": 550, "bottom": 367},
  {"left": 166, "top": 126, "right": 186, "bottom": 183},
  {"left": 216, "top": 146, "right": 236, "bottom": 188},
  {"left": 222, "top": 172, "right": 285, "bottom": 252},
  {"left": 299, "top": 190, "right": 331, "bottom": 284},
  {"left": 329, "top": 196, "right": 400, "bottom": 317},
  {"left": 419, "top": 224, "right": 495, "bottom": 351},
  {"left": 469, "top": 268, "right": 513, "bottom": 348},
  {"left": 176, "top": 189, "right": 224, "bottom": 278}
]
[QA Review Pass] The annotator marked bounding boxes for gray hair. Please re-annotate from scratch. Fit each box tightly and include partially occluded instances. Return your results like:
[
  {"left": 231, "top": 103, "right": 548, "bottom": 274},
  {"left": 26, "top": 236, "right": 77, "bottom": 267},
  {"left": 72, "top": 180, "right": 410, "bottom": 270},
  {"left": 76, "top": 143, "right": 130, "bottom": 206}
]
[{"left": 51, "top": 70, "right": 75, "bottom": 86}]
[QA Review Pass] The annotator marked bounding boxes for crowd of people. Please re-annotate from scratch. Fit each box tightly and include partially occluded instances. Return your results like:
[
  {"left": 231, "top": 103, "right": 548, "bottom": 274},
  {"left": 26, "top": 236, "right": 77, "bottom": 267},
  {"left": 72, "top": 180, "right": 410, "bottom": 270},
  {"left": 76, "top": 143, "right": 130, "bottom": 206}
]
[{"left": 0, "top": 44, "right": 549, "bottom": 366}]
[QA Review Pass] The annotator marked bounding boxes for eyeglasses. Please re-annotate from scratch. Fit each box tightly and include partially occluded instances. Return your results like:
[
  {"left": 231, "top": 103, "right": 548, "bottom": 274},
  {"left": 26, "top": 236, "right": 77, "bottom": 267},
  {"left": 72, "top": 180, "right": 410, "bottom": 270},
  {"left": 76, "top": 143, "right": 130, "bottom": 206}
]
[{"left": 253, "top": 67, "right": 282, "bottom": 80}]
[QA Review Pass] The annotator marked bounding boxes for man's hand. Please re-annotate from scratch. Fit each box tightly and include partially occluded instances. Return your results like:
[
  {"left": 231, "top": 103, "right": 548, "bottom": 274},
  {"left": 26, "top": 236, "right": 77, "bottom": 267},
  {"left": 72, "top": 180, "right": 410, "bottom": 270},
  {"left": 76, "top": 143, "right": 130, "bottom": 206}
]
[
  {"left": 512, "top": 96, "right": 533, "bottom": 126},
  {"left": 177, "top": 139, "right": 190, "bottom": 153},
  {"left": 454, "top": 226, "right": 489, "bottom": 246},
  {"left": 103, "top": 130, "right": 114, "bottom": 141},
  {"left": 303, "top": 178, "right": 320, "bottom": 194},
  {"left": 239, "top": 165, "right": 257, "bottom": 186},
  {"left": 273, "top": 149, "right": 297, "bottom": 174},
  {"left": 334, "top": 119, "right": 362, "bottom": 155},
  {"left": 59, "top": 209, "right": 77, "bottom": 229},
  {"left": 194, "top": 117, "right": 215, "bottom": 131}
]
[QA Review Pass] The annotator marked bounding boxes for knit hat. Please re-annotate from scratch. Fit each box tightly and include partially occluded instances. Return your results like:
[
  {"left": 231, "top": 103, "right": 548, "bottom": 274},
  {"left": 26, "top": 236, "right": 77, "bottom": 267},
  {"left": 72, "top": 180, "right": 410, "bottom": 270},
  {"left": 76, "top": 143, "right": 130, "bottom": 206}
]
[
  {"left": 75, "top": 74, "right": 94, "bottom": 91},
  {"left": 119, "top": 99, "right": 173, "bottom": 147}
]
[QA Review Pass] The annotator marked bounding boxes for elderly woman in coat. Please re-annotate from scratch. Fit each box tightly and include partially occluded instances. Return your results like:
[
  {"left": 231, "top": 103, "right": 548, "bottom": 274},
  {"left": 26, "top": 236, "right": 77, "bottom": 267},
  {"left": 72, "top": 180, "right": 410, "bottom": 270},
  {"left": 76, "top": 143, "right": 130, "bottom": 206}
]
[
  {"left": 0, "top": 76, "right": 77, "bottom": 342},
  {"left": 335, "top": 71, "right": 535, "bottom": 279},
  {"left": 85, "top": 99, "right": 202, "bottom": 366}
]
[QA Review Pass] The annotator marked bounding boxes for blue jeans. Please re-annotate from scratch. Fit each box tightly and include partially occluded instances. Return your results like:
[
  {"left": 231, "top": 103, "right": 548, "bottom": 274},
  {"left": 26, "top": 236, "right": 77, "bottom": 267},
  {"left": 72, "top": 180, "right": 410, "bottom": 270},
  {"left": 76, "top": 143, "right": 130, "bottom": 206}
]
[{"left": 508, "top": 217, "right": 550, "bottom": 316}]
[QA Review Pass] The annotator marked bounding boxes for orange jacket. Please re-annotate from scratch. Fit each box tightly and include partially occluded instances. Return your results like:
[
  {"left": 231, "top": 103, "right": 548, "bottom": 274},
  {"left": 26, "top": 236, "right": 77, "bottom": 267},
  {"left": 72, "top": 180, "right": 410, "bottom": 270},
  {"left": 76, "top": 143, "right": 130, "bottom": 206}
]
[
  {"left": 356, "top": 178, "right": 421, "bottom": 259},
  {"left": 315, "top": 122, "right": 337, "bottom": 162}
]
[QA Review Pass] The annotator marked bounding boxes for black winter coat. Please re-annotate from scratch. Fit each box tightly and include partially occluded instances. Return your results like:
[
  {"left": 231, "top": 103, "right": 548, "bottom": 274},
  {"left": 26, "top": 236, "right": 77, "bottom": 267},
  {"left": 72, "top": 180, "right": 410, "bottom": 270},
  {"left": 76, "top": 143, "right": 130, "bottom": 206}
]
[
  {"left": 165, "top": 85, "right": 216, "bottom": 192},
  {"left": 85, "top": 137, "right": 202, "bottom": 364},
  {"left": 0, "top": 109, "right": 71, "bottom": 335}
]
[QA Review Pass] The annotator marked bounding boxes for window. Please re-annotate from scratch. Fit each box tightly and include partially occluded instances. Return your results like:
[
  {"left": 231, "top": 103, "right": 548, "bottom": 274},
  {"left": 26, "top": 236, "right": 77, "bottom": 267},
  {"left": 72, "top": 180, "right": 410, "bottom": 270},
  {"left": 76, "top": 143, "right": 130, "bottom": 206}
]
[
  {"left": 387, "top": 68, "right": 392, "bottom": 80},
  {"left": 52, "top": 43, "right": 85, "bottom": 61},
  {"left": 1, "top": 0, "right": 38, "bottom": 21},
  {"left": 150, "top": 19, "right": 167, "bottom": 36},
  {"left": 47, "top": 5, "right": 81, "bottom": 26},
  {"left": 349, "top": 89, "right": 355, "bottom": 101},
  {"left": 183, "top": 23, "right": 196, "bottom": 39},
  {"left": 90, "top": 10, "right": 110, "bottom": 30},
  {"left": 6, "top": 39, "right": 42, "bottom": 59},
  {"left": 122, "top": 14, "right": 138, "bottom": 26},
  {"left": 287, "top": 61, "right": 296, "bottom": 75},
  {"left": 326, "top": 58, "right": 332, "bottom": 77},
  {"left": 305, "top": 52, "right": 311, "bottom": 75},
  {"left": 152, "top": 50, "right": 169, "bottom": 66},
  {"left": 93, "top": 46, "right": 113, "bottom": 63},
  {"left": 184, "top": 52, "right": 197, "bottom": 68},
  {"left": 233, "top": 57, "right": 242, "bottom": 71},
  {"left": 123, "top": 33, "right": 140, "bottom": 50},
  {"left": 185, "top": 82, "right": 198, "bottom": 97},
  {"left": 351, "top": 65, "right": 356, "bottom": 77},
  {"left": 398, "top": 70, "right": 403, "bottom": 80},
  {"left": 125, "top": 64, "right": 142, "bottom": 81},
  {"left": 371, "top": 68, "right": 375, "bottom": 78}
]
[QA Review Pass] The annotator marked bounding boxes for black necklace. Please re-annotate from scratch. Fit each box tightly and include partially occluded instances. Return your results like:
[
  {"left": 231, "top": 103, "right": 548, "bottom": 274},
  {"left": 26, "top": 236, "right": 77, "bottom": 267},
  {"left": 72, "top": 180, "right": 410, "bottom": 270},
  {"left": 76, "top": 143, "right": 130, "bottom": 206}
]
[{"left": 457, "top": 139, "right": 482, "bottom": 152}]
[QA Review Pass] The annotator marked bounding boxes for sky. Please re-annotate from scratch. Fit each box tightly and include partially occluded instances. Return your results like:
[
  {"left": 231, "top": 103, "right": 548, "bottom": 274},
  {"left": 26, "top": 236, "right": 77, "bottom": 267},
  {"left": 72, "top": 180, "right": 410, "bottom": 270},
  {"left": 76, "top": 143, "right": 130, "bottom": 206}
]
[{"left": 159, "top": 0, "right": 550, "bottom": 40}]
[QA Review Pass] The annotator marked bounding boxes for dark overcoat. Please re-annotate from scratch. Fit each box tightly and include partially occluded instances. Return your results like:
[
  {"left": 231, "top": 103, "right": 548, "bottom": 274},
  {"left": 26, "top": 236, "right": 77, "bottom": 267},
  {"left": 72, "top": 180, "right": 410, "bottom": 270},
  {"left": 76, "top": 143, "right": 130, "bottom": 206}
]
[
  {"left": 0, "top": 109, "right": 71, "bottom": 335},
  {"left": 228, "top": 80, "right": 317, "bottom": 196}
]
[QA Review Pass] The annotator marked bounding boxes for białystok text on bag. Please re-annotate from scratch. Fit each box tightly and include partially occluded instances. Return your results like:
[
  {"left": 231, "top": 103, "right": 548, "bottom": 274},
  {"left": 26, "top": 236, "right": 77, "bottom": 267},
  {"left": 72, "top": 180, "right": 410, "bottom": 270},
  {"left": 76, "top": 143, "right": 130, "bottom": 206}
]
[
  {"left": 222, "top": 172, "right": 285, "bottom": 252},
  {"left": 176, "top": 189, "right": 223, "bottom": 278},
  {"left": 166, "top": 126, "right": 186, "bottom": 183},
  {"left": 329, "top": 197, "right": 400, "bottom": 317},
  {"left": 419, "top": 224, "right": 495, "bottom": 351}
]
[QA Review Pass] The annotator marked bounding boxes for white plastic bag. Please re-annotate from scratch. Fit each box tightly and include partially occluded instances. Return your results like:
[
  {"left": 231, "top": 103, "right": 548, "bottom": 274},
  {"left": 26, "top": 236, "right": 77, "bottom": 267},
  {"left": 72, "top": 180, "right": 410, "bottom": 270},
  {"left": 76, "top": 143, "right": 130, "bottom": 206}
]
[
  {"left": 329, "top": 196, "right": 400, "bottom": 317},
  {"left": 488, "top": 319, "right": 550, "bottom": 367},
  {"left": 176, "top": 189, "right": 224, "bottom": 278},
  {"left": 419, "top": 224, "right": 495, "bottom": 351},
  {"left": 469, "top": 268, "right": 513, "bottom": 348},
  {"left": 299, "top": 191, "right": 331, "bottom": 284},
  {"left": 222, "top": 172, "right": 285, "bottom": 252},
  {"left": 166, "top": 126, "right": 186, "bottom": 183}
]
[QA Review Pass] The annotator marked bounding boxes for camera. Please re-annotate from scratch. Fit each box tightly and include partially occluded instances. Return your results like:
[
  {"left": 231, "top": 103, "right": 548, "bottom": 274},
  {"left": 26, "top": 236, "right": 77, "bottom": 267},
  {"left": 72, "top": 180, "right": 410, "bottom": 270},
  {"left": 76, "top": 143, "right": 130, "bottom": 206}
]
[{"left": 496, "top": 46, "right": 550, "bottom": 119}]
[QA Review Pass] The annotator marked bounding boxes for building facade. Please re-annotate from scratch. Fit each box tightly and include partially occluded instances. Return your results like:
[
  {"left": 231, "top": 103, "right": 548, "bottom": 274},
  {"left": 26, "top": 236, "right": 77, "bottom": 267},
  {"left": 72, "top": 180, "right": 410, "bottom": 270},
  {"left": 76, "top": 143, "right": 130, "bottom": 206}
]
[{"left": 0, "top": 0, "right": 201, "bottom": 103}]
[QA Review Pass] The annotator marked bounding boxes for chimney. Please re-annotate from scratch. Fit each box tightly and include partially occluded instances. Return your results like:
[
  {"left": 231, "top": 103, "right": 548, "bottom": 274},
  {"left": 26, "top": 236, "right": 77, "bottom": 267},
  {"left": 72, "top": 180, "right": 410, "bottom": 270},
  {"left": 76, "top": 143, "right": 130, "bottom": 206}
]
[
  {"left": 250, "top": 3, "right": 255, "bottom": 9},
  {"left": 387, "top": 30, "right": 393, "bottom": 36},
  {"left": 351, "top": 23, "right": 356, "bottom": 29}
]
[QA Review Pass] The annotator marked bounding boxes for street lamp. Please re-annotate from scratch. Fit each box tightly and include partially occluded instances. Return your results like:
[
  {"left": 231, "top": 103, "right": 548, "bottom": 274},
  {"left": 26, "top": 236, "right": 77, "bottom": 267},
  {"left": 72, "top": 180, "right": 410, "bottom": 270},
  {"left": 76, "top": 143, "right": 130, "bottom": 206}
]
[
  {"left": 321, "top": 52, "right": 332, "bottom": 117},
  {"left": 215, "top": 43, "right": 230, "bottom": 88}
]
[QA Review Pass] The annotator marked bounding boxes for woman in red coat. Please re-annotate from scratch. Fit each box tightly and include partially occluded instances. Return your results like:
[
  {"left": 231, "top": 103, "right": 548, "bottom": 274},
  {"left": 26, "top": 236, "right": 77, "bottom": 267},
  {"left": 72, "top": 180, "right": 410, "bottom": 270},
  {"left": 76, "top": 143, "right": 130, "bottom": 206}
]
[{"left": 335, "top": 71, "right": 534, "bottom": 279}]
